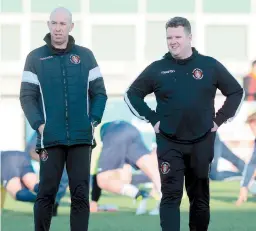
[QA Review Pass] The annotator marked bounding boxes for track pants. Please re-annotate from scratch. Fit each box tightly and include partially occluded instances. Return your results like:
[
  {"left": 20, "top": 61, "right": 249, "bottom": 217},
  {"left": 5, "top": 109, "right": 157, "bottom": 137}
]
[
  {"left": 34, "top": 144, "right": 91, "bottom": 231},
  {"left": 156, "top": 131, "right": 216, "bottom": 231}
]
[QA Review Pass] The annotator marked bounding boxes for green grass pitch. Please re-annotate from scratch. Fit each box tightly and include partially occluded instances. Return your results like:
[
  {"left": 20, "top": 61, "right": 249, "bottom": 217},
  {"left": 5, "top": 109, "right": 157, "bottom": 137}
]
[{"left": 1, "top": 181, "right": 255, "bottom": 231}]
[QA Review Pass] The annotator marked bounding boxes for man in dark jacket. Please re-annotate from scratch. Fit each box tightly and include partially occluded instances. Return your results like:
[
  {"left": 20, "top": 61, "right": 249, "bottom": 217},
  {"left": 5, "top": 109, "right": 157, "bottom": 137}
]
[
  {"left": 19, "top": 7, "right": 107, "bottom": 231},
  {"left": 124, "top": 17, "right": 244, "bottom": 231}
]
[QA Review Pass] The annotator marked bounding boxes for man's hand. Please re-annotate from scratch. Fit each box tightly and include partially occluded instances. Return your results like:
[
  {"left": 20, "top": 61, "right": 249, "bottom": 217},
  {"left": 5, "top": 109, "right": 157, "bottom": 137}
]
[
  {"left": 90, "top": 201, "right": 98, "bottom": 213},
  {"left": 154, "top": 121, "right": 160, "bottom": 133},
  {"left": 38, "top": 124, "right": 45, "bottom": 135},
  {"left": 211, "top": 121, "right": 218, "bottom": 132},
  {"left": 235, "top": 187, "right": 248, "bottom": 206}
]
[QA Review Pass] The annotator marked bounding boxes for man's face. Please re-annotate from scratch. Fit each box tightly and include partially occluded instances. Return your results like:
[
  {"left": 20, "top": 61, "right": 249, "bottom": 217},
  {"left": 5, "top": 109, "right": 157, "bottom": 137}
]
[
  {"left": 166, "top": 26, "right": 192, "bottom": 59},
  {"left": 47, "top": 10, "right": 73, "bottom": 45},
  {"left": 249, "top": 120, "right": 256, "bottom": 137}
]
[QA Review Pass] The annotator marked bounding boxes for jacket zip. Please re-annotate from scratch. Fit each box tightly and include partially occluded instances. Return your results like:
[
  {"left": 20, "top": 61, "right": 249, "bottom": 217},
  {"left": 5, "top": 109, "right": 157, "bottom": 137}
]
[{"left": 61, "top": 57, "right": 70, "bottom": 145}]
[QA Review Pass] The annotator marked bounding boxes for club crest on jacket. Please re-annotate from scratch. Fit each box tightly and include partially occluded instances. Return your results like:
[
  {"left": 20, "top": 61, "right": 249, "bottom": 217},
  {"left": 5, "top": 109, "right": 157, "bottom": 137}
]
[
  {"left": 192, "top": 68, "right": 203, "bottom": 80},
  {"left": 70, "top": 54, "right": 81, "bottom": 64},
  {"left": 40, "top": 149, "right": 48, "bottom": 161}
]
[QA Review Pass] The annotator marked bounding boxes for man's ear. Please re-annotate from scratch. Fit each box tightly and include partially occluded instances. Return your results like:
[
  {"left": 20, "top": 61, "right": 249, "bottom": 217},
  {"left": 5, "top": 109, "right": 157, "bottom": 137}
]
[
  {"left": 70, "top": 22, "right": 74, "bottom": 32},
  {"left": 47, "top": 21, "right": 50, "bottom": 30}
]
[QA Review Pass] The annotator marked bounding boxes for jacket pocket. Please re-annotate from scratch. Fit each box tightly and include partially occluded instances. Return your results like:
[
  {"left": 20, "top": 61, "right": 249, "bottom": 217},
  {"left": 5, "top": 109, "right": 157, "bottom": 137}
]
[
  {"left": 159, "top": 109, "right": 183, "bottom": 136},
  {"left": 188, "top": 108, "right": 213, "bottom": 135}
]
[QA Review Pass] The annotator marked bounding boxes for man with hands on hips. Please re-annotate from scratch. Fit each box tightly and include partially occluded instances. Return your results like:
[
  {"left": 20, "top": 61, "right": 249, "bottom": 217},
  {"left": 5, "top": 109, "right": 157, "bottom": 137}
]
[{"left": 124, "top": 16, "right": 244, "bottom": 231}]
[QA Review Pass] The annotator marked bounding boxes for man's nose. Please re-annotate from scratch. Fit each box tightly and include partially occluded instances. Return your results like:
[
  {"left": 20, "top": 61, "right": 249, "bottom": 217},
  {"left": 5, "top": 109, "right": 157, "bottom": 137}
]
[{"left": 55, "top": 24, "right": 61, "bottom": 31}]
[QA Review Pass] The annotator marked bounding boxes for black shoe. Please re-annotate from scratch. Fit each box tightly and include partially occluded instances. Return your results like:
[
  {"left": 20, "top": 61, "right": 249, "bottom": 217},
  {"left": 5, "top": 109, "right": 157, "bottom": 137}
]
[
  {"left": 52, "top": 203, "right": 59, "bottom": 216},
  {"left": 135, "top": 190, "right": 149, "bottom": 215},
  {"left": 135, "top": 190, "right": 149, "bottom": 201}
]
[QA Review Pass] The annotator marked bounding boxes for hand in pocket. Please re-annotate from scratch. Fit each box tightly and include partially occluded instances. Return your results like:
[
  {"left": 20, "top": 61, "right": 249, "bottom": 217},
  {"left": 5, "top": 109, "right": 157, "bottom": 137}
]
[{"left": 154, "top": 121, "right": 160, "bottom": 133}]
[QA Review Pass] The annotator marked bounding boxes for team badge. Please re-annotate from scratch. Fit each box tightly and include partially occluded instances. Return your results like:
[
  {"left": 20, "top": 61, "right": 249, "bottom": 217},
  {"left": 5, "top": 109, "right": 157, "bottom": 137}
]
[
  {"left": 192, "top": 68, "right": 203, "bottom": 80},
  {"left": 70, "top": 54, "right": 81, "bottom": 64},
  {"left": 160, "top": 162, "right": 170, "bottom": 174},
  {"left": 40, "top": 149, "right": 48, "bottom": 162}
]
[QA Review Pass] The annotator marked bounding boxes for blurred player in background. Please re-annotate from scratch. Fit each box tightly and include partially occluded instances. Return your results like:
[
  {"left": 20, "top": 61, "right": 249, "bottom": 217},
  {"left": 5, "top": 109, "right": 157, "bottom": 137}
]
[
  {"left": 210, "top": 133, "right": 245, "bottom": 181},
  {"left": 1, "top": 150, "right": 39, "bottom": 204},
  {"left": 90, "top": 120, "right": 161, "bottom": 215},
  {"left": 236, "top": 110, "right": 256, "bottom": 206}
]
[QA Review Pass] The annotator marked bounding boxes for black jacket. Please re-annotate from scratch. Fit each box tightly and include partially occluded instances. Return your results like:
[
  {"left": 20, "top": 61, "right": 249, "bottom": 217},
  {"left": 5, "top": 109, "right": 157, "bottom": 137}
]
[
  {"left": 20, "top": 34, "right": 108, "bottom": 150},
  {"left": 124, "top": 48, "right": 244, "bottom": 143}
]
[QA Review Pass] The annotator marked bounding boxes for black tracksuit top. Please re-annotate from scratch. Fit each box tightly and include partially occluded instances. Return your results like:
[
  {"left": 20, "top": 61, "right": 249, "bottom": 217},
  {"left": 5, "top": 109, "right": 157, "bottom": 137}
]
[{"left": 124, "top": 48, "right": 244, "bottom": 143}]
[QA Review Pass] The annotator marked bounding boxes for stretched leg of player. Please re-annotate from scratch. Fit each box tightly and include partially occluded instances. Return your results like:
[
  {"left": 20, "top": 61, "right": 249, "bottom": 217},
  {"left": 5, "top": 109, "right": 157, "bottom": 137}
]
[
  {"left": 6, "top": 177, "right": 36, "bottom": 202},
  {"left": 97, "top": 131, "right": 146, "bottom": 201},
  {"left": 135, "top": 152, "right": 161, "bottom": 215},
  {"left": 22, "top": 173, "right": 39, "bottom": 193},
  {"left": 97, "top": 165, "right": 133, "bottom": 195},
  {"left": 90, "top": 174, "right": 102, "bottom": 212},
  {"left": 135, "top": 151, "right": 161, "bottom": 197},
  {"left": 21, "top": 154, "right": 40, "bottom": 193},
  {"left": 249, "top": 171, "right": 256, "bottom": 195},
  {"left": 91, "top": 164, "right": 132, "bottom": 212},
  {"left": 97, "top": 166, "right": 148, "bottom": 215}
]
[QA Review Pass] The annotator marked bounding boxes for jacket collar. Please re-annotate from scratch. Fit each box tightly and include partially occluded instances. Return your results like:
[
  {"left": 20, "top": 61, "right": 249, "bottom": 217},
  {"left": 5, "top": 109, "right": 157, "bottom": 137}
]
[
  {"left": 43, "top": 33, "right": 75, "bottom": 55},
  {"left": 163, "top": 47, "right": 198, "bottom": 65}
]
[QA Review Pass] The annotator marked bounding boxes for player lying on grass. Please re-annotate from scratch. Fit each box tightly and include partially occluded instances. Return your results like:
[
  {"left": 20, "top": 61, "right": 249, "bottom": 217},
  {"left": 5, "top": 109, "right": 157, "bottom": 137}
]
[
  {"left": 236, "top": 111, "right": 256, "bottom": 206},
  {"left": 90, "top": 120, "right": 161, "bottom": 215},
  {"left": 210, "top": 133, "right": 245, "bottom": 181},
  {"left": 1, "top": 150, "right": 39, "bottom": 203},
  {"left": 90, "top": 162, "right": 161, "bottom": 214}
]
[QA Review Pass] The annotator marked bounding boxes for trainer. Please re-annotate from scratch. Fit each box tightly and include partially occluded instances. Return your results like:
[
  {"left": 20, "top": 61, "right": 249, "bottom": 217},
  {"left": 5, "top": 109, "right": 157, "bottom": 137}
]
[
  {"left": 20, "top": 7, "right": 107, "bottom": 231},
  {"left": 124, "top": 17, "right": 244, "bottom": 231}
]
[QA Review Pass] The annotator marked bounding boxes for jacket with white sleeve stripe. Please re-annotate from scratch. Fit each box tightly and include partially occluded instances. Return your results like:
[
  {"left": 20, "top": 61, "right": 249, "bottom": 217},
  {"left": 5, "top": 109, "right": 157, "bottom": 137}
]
[
  {"left": 124, "top": 48, "right": 244, "bottom": 143},
  {"left": 20, "top": 33, "right": 107, "bottom": 151}
]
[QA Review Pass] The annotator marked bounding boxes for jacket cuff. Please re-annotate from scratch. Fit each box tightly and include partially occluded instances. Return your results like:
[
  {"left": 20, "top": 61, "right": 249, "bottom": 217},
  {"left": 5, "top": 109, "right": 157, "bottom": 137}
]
[
  {"left": 148, "top": 112, "right": 159, "bottom": 127},
  {"left": 213, "top": 114, "right": 227, "bottom": 127},
  {"left": 33, "top": 120, "right": 45, "bottom": 131},
  {"left": 90, "top": 115, "right": 100, "bottom": 127}
]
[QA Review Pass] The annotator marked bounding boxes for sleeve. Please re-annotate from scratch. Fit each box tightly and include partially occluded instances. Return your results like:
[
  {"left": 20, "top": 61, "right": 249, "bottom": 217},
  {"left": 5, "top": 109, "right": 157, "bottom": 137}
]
[
  {"left": 213, "top": 60, "right": 245, "bottom": 127},
  {"left": 19, "top": 53, "right": 45, "bottom": 131},
  {"left": 241, "top": 147, "right": 256, "bottom": 187},
  {"left": 87, "top": 50, "right": 108, "bottom": 127},
  {"left": 124, "top": 64, "right": 159, "bottom": 127}
]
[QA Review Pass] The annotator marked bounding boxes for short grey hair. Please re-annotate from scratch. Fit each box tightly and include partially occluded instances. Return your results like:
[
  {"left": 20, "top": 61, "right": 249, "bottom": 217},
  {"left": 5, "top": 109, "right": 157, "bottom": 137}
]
[
  {"left": 50, "top": 7, "right": 73, "bottom": 23},
  {"left": 165, "top": 17, "right": 191, "bottom": 34}
]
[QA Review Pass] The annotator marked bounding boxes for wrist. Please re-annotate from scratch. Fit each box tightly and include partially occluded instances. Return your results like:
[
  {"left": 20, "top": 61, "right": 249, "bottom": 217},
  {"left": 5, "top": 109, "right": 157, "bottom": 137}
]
[{"left": 91, "top": 119, "right": 98, "bottom": 127}]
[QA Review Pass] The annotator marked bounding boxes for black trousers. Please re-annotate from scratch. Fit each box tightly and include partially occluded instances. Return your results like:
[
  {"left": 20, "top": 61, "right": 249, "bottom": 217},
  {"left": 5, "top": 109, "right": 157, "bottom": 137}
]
[
  {"left": 34, "top": 144, "right": 91, "bottom": 231},
  {"left": 156, "top": 131, "right": 216, "bottom": 231}
]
